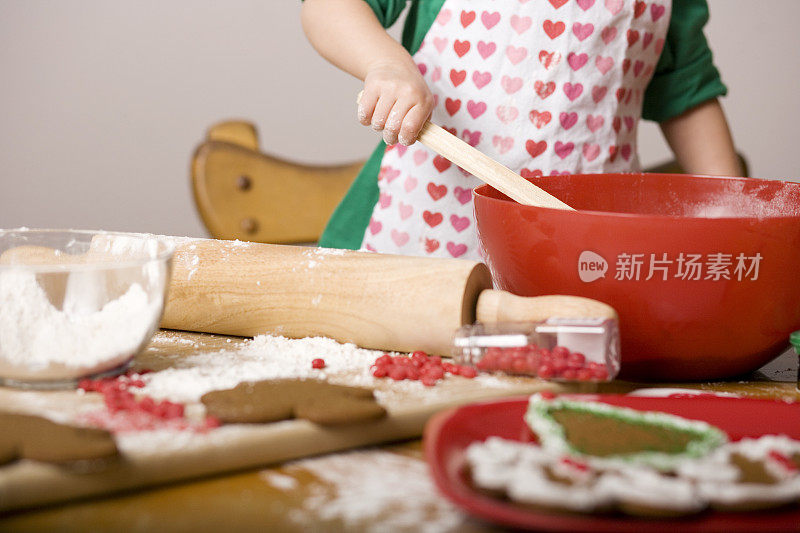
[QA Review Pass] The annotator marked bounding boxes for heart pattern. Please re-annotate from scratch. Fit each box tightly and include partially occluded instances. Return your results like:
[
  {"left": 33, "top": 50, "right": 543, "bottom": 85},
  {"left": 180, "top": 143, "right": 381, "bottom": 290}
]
[{"left": 361, "top": 0, "right": 672, "bottom": 260}]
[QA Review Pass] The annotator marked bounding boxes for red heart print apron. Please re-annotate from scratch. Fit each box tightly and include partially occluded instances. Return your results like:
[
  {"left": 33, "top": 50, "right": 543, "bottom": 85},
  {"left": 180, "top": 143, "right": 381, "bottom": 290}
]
[{"left": 362, "top": 0, "right": 672, "bottom": 260}]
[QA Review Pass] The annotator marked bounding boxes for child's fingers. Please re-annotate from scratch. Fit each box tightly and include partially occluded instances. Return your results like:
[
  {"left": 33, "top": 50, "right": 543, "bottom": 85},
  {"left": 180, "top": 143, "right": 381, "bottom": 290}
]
[
  {"left": 357, "top": 89, "right": 379, "bottom": 126},
  {"left": 370, "top": 94, "right": 396, "bottom": 133},
  {"left": 382, "top": 100, "right": 414, "bottom": 146},
  {"left": 398, "top": 103, "right": 432, "bottom": 146}
]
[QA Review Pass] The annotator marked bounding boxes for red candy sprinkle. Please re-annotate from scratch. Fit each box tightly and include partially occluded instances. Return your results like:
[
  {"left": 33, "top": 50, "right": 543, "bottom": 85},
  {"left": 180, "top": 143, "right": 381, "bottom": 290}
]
[
  {"left": 457, "top": 366, "right": 477, "bottom": 378},
  {"left": 561, "top": 456, "right": 590, "bottom": 472},
  {"left": 424, "top": 366, "right": 445, "bottom": 380},
  {"left": 311, "top": 358, "right": 326, "bottom": 369},
  {"left": 369, "top": 351, "right": 477, "bottom": 386},
  {"left": 421, "top": 376, "right": 438, "bottom": 387},
  {"left": 768, "top": 450, "right": 799, "bottom": 472},
  {"left": 471, "top": 343, "right": 611, "bottom": 382},
  {"left": 561, "top": 369, "right": 578, "bottom": 380},
  {"left": 77, "top": 369, "right": 218, "bottom": 433},
  {"left": 537, "top": 365, "right": 555, "bottom": 379},
  {"left": 203, "top": 416, "right": 222, "bottom": 429}
]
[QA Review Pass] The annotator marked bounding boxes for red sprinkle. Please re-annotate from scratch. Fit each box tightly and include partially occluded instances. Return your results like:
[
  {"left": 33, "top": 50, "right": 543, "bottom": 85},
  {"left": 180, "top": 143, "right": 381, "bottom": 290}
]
[
  {"left": 561, "top": 456, "right": 590, "bottom": 472},
  {"left": 421, "top": 376, "right": 438, "bottom": 387},
  {"left": 311, "top": 358, "right": 326, "bottom": 369},
  {"left": 423, "top": 366, "right": 445, "bottom": 380},
  {"left": 77, "top": 370, "right": 217, "bottom": 433},
  {"left": 369, "top": 351, "right": 474, "bottom": 386},
  {"left": 472, "top": 343, "right": 611, "bottom": 382},
  {"left": 203, "top": 416, "right": 222, "bottom": 429},
  {"left": 769, "top": 450, "right": 799, "bottom": 472},
  {"left": 389, "top": 367, "right": 406, "bottom": 381},
  {"left": 457, "top": 366, "right": 478, "bottom": 378}
]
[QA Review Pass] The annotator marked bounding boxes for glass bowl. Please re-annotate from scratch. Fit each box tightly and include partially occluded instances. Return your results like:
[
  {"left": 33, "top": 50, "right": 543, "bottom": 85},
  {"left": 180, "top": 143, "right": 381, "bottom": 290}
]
[{"left": 0, "top": 229, "right": 174, "bottom": 388}]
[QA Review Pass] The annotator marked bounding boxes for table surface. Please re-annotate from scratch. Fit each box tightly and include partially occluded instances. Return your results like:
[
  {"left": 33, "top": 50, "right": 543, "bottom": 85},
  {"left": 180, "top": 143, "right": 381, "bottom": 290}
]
[{"left": 1, "top": 330, "right": 797, "bottom": 533}]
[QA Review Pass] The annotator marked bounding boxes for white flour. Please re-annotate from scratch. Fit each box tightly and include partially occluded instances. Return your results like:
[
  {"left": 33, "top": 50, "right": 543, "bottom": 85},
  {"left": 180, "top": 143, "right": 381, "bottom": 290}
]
[
  {"left": 138, "top": 334, "right": 515, "bottom": 404},
  {"left": 262, "top": 449, "right": 467, "bottom": 532},
  {"left": 0, "top": 268, "right": 159, "bottom": 375},
  {"left": 138, "top": 335, "right": 387, "bottom": 403}
]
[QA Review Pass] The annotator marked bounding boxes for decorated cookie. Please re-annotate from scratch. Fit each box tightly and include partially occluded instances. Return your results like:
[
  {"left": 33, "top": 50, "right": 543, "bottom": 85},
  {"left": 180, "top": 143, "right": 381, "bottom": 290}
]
[
  {"left": 524, "top": 393, "right": 728, "bottom": 470},
  {"left": 0, "top": 412, "right": 118, "bottom": 465},
  {"left": 465, "top": 435, "right": 800, "bottom": 517},
  {"left": 684, "top": 435, "right": 800, "bottom": 512},
  {"left": 200, "top": 378, "right": 386, "bottom": 426},
  {"left": 465, "top": 437, "right": 703, "bottom": 516},
  {"left": 597, "top": 467, "right": 704, "bottom": 517},
  {"left": 464, "top": 395, "right": 800, "bottom": 518}
]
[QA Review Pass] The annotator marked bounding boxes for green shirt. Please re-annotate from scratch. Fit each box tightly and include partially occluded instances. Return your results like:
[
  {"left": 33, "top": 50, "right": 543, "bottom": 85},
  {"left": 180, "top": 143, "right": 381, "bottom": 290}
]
[{"left": 318, "top": 0, "right": 727, "bottom": 250}]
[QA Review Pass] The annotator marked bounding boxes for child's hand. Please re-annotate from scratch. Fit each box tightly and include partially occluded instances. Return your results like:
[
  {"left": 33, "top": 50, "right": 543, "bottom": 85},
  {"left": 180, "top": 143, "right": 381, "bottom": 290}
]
[{"left": 358, "top": 61, "right": 434, "bottom": 146}]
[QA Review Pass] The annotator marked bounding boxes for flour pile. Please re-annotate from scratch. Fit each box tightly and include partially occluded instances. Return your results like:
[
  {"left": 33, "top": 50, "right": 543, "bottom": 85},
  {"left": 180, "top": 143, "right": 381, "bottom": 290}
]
[{"left": 0, "top": 268, "right": 159, "bottom": 376}]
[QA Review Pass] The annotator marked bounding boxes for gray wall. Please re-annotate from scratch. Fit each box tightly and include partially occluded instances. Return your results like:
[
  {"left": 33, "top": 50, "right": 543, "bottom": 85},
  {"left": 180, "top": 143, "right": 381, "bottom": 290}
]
[{"left": 1, "top": 1, "right": 798, "bottom": 237}]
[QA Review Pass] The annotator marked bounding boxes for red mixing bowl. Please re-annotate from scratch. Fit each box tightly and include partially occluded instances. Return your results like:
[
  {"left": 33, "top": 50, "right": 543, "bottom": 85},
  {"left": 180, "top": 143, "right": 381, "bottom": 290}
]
[{"left": 473, "top": 173, "right": 800, "bottom": 380}]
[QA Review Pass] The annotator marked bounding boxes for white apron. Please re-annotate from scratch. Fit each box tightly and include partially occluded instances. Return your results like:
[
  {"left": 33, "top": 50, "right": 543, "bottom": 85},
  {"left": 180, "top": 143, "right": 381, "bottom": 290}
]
[{"left": 362, "top": 0, "right": 672, "bottom": 260}]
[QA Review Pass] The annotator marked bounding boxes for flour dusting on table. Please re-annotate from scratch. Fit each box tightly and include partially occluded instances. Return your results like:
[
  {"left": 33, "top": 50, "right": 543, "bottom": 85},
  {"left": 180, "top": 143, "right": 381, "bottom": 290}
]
[{"left": 262, "top": 449, "right": 467, "bottom": 532}]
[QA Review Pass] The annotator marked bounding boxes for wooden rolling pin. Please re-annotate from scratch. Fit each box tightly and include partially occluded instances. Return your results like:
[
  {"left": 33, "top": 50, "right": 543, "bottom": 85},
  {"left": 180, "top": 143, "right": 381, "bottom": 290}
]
[{"left": 161, "top": 239, "right": 615, "bottom": 355}]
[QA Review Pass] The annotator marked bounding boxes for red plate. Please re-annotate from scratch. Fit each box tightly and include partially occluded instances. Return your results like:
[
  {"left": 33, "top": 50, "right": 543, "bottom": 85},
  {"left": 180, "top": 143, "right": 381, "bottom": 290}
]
[{"left": 424, "top": 394, "right": 800, "bottom": 532}]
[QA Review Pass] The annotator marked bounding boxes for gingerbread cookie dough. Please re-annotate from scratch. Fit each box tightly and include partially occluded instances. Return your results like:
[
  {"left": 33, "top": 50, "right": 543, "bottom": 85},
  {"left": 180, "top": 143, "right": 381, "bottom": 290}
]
[
  {"left": 201, "top": 378, "right": 386, "bottom": 426},
  {"left": 0, "top": 412, "right": 118, "bottom": 465}
]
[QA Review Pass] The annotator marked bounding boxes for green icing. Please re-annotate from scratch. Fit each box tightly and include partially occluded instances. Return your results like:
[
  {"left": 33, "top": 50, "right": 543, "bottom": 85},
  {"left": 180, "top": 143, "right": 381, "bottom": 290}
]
[{"left": 525, "top": 395, "right": 728, "bottom": 470}]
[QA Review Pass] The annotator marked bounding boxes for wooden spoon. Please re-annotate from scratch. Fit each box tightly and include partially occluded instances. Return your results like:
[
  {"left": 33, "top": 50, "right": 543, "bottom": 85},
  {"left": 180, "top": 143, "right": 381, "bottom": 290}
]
[
  {"left": 358, "top": 92, "right": 574, "bottom": 210},
  {"left": 416, "top": 122, "right": 574, "bottom": 209}
]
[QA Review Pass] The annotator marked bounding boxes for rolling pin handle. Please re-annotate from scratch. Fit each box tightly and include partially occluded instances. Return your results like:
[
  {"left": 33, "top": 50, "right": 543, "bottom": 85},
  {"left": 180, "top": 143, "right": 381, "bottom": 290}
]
[{"left": 475, "top": 290, "right": 618, "bottom": 324}]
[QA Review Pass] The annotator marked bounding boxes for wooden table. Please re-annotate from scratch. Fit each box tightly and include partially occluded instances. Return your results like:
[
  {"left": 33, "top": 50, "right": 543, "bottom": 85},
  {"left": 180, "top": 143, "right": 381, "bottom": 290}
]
[{"left": 1, "top": 330, "right": 797, "bottom": 533}]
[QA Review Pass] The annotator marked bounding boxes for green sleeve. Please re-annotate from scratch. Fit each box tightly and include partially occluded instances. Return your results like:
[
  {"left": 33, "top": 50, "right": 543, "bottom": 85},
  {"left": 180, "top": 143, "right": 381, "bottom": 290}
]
[
  {"left": 362, "top": 0, "right": 409, "bottom": 28},
  {"left": 642, "top": 0, "right": 727, "bottom": 123},
  {"left": 363, "top": 0, "right": 446, "bottom": 53}
]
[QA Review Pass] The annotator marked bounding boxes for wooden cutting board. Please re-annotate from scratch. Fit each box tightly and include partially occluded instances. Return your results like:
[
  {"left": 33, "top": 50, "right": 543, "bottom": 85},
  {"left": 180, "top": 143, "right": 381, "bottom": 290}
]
[{"left": 0, "top": 330, "right": 566, "bottom": 513}]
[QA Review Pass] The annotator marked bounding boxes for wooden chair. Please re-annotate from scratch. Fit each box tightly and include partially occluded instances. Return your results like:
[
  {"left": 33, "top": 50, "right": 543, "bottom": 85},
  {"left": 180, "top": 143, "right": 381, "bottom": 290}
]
[
  {"left": 191, "top": 120, "right": 747, "bottom": 244},
  {"left": 191, "top": 121, "right": 362, "bottom": 244}
]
